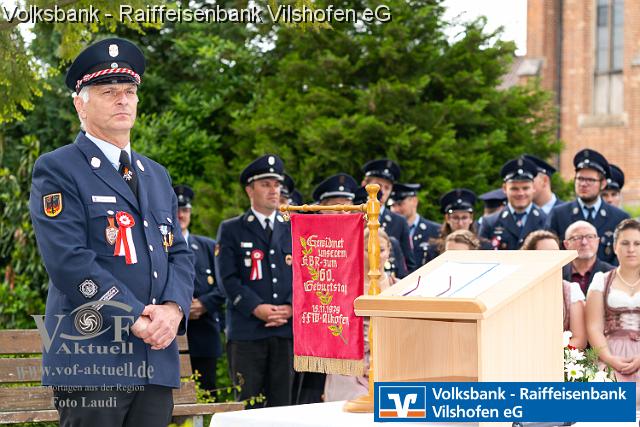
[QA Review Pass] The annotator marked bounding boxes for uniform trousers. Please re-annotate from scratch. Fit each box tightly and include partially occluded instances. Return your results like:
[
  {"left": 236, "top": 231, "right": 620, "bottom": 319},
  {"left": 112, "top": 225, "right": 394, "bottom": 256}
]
[
  {"left": 53, "top": 384, "right": 173, "bottom": 427},
  {"left": 190, "top": 355, "right": 218, "bottom": 392},
  {"left": 227, "top": 336, "right": 294, "bottom": 408}
]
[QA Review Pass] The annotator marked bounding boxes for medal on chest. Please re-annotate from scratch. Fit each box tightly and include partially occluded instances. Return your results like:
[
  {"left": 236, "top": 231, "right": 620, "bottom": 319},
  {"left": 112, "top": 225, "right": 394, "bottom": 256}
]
[
  {"left": 159, "top": 225, "right": 174, "bottom": 252},
  {"left": 249, "top": 249, "right": 264, "bottom": 281},
  {"left": 105, "top": 217, "right": 118, "bottom": 246},
  {"left": 113, "top": 211, "right": 137, "bottom": 264}
]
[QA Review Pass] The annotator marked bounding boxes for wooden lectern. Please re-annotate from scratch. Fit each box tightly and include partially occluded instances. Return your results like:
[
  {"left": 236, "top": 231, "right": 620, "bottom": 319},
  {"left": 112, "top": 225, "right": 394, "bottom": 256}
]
[{"left": 354, "top": 250, "right": 576, "bottom": 426}]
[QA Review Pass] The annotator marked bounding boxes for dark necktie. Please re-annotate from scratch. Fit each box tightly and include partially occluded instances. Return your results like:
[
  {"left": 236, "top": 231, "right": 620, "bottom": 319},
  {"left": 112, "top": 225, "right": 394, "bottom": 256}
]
[
  {"left": 264, "top": 218, "right": 272, "bottom": 241},
  {"left": 584, "top": 207, "right": 595, "bottom": 223},
  {"left": 408, "top": 224, "right": 416, "bottom": 249},
  {"left": 119, "top": 150, "right": 138, "bottom": 199},
  {"left": 513, "top": 212, "right": 527, "bottom": 240},
  {"left": 513, "top": 212, "right": 526, "bottom": 229}
]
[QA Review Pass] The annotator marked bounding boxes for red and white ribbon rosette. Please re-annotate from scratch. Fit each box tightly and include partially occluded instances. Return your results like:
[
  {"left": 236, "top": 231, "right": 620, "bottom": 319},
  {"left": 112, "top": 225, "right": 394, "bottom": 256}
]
[
  {"left": 113, "top": 211, "right": 138, "bottom": 264},
  {"left": 249, "top": 249, "right": 264, "bottom": 281}
]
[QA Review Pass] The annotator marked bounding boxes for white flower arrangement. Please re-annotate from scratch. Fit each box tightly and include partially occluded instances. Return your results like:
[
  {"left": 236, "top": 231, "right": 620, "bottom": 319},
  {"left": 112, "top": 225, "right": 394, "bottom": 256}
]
[{"left": 563, "top": 332, "right": 616, "bottom": 382}]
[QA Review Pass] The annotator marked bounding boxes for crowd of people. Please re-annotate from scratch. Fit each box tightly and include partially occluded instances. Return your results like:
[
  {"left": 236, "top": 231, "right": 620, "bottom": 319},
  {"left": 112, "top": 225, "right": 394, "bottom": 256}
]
[
  {"left": 197, "top": 145, "right": 636, "bottom": 408},
  {"left": 28, "top": 37, "right": 640, "bottom": 426}
]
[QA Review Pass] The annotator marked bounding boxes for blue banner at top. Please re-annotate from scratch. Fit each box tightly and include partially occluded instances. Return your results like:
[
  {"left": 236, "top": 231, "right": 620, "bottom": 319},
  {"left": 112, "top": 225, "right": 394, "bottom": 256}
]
[{"left": 373, "top": 381, "right": 636, "bottom": 423}]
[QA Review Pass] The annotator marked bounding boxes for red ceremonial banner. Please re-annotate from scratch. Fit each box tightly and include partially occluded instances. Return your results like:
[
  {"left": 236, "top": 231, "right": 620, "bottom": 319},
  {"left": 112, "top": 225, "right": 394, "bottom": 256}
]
[{"left": 291, "top": 213, "right": 364, "bottom": 376}]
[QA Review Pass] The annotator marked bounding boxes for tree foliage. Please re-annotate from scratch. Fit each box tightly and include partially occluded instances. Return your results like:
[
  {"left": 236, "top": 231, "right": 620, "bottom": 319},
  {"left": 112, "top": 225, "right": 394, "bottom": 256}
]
[
  {"left": 0, "top": 0, "right": 162, "bottom": 124},
  {"left": 231, "top": 0, "right": 559, "bottom": 219}
]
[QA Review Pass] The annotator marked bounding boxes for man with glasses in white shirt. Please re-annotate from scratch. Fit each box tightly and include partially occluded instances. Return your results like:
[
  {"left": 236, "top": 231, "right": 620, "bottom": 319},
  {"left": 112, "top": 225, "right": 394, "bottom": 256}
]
[
  {"left": 546, "top": 148, "right": 629, "bottom": 265},
  {"left": 562, "top": 220, "right": 614, "bottom": 293}
]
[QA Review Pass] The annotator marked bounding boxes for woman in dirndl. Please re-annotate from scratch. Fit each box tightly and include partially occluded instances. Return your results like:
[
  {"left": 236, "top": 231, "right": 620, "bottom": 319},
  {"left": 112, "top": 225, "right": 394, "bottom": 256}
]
[{"left": 587, "top": 218, "right": 640, "bottom": 405}]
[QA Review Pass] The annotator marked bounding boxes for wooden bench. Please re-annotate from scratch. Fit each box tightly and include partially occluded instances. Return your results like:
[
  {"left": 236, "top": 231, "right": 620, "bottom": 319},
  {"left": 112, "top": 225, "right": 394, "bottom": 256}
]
[{"left": 0, "top": 329, "right": 243, "bottom": 426}]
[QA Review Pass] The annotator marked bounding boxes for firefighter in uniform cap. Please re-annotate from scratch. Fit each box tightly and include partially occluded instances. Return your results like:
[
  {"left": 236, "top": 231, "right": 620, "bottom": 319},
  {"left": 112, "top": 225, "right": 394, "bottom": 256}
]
[
  {"left": 312, "top": 173, "right": 358, "bottom": 207},
  {"left": 280, "top": 173, "right": 296, "bottom": 206},
  {"left": 29, "top": 38, "right": 194, "bottom": 425},
  {"left": 390, "top": 183, "right": 439, "bottom": 268},
  {"left": 430, "top": 188, "right": 492, "bottom": 258},
  {"left": 280, "top": 174, "right": 304, "bottom": 206},
  {"left": 290, "top": 190, "right": 304, "bottom": 206},
  {"left": 476, "top": 188, "right": 506, "bottom": 229},
  {"left": 523, "top": 154, "right": 564, "bottom": 215},
  {"left": 479, "top": 157, "right": 547, "bottom": 250},
  {"left": 478, "top": 188, "right": 507, "bottom": 217},
  {"left": 215, "top": 154, "right": 294, "bottom": 408},
  {"left": 602, "top": 164, "right": 625, "bottom": 208},
  {"left": 173, "top": 185, "right": 225, "bottom": 393},
  {"left": 361, "top": 159, "right": 416, "bottom": 274},
  {"left": 546, "top": 149, "right": 629, "bottom": 265}
]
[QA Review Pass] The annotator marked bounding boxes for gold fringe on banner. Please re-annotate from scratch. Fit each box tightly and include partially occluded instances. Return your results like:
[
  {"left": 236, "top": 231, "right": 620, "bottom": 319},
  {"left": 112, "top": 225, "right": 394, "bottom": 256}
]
[{"left": 294, "top": 355, "right": 365, "bottom": 377}]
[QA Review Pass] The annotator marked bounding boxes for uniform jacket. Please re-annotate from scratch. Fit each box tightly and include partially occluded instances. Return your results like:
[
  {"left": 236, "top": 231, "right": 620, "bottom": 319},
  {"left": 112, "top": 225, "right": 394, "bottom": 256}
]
[
  {"left": 380, "top": 209, "right": 416, "bottom": 273},
  {"left": 187, "top": 234, "right": 225, "bottom": 358},
  {"left": 29, "top": 132, "right": 194, "bottom": 388},
  {"left": 410, "top": 217, "right": 440, "bottom": 268},
  {"left": 479, "top": 206, "right": 547, "bottom": 250},
  {"left": 215, "top": 210, "right": 293, "bottom": 341},
  {"left": 546, "top": 199, "right": 629, "bottom": 265},
  {"left": 385, "top": 236, "right": 408, "bottom": 279}
]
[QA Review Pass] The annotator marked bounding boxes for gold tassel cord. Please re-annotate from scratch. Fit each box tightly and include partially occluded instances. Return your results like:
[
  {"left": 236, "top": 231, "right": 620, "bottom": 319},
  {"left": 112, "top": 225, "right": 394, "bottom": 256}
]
[{"left": 294, "top": 355, "right": 366, "bottom": 377}]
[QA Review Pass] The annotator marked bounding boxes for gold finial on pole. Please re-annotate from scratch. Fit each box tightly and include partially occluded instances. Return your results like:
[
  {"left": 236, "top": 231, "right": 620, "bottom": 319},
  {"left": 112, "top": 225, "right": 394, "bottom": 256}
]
[{"left": 343, "top": 183, "right": 380, "bottom": 413}]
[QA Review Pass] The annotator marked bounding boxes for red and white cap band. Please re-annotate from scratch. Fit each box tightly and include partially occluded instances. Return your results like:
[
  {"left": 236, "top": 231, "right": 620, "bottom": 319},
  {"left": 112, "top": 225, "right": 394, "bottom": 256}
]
[{"left": 76, "top": 68, "right": 141, "bottom": 93}]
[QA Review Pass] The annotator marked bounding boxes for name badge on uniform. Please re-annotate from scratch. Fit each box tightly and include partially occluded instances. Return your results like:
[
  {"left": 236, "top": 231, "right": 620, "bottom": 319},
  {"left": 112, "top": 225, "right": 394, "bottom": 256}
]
[
  {"left": 240, "top": 242, "right": 253, "bottom": 248},
  {"left": 92, "top": 195, "right": 117, "bottom": 203}
]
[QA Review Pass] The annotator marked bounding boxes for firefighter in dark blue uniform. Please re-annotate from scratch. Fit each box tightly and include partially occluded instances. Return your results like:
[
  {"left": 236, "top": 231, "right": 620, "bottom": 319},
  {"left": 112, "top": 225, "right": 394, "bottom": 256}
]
[
  {"left": 29, "top": 38, "right": 194, "bottom": 425},
  {"left": 602, "top": 164, "right": 625, "bottom": 209},
  {"left": 476, "top": 188, "right": 507, "bottom": 229},
  {"left": 523, "top": 154, "right": 564, "bottom": 215},
  {"left": 479, "top": 157, "right": 547, "bottom": 250},
  {"left": 389, "top": 183, "right": 440, "bottom": 268},
  {"left": 546, "top": 149, "right": 629, "bottom": 265},
  {"left": 361, "top": 159, "right": 416, "bottom": 274},
  {"left": 215, "top": 154, "right": 294, "bottom": 408},
  {"left": 280, "top": 173, "right": 304, "bottom": 206},
  {"left": 174, "top": 185, "right": 225, "bottom": 393}
]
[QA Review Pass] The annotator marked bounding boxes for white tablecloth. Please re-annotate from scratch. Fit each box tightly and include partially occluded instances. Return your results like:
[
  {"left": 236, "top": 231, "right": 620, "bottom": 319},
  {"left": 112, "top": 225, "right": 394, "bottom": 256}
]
[{"left": 210, "top": 401, "right": 640, "bottom": 427}]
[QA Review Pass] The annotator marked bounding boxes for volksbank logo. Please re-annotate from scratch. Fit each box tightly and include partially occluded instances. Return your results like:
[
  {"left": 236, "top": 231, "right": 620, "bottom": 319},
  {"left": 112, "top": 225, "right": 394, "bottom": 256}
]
[{"left": 375, "top": 384, "right": 427, "bottom": 421}]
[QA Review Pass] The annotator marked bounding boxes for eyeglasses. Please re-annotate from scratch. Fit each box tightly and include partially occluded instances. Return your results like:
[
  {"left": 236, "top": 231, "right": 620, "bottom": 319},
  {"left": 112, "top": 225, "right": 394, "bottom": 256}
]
[
  {"left": 566, "top": 234, "right": 598, "bottom": 242},
  {"left": 575, "top": 177, "right": 601, "bottom": 185}
]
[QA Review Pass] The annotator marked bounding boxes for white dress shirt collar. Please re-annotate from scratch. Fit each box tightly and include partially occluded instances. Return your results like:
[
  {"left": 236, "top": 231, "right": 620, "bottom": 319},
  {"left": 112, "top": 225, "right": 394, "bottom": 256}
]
[
  {"left": 85, "top": 132, "right": 131, "bottom": 170},
  {"left": 251, "top": 208, "right": 276, "bottom": 230}
]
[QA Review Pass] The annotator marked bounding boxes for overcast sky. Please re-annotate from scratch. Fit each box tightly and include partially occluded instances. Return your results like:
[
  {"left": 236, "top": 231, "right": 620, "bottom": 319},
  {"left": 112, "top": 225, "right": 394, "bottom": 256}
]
[{"left": 442, "top": 0, "right": 528, "bottom": 55}]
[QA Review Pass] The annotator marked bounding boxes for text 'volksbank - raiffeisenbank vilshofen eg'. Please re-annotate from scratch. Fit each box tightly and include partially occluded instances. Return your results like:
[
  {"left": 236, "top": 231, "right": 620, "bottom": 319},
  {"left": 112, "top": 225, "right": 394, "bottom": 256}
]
[
  {"left": 430, "top": 385, "right": 629, "bottom": 419},
  {"left": 2, "top": 4, "right": 393, "bottom": 24}
]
